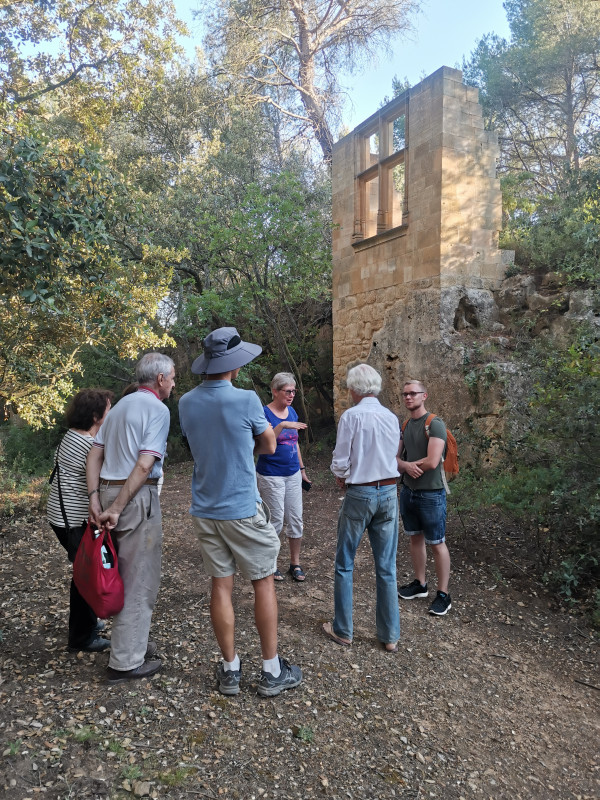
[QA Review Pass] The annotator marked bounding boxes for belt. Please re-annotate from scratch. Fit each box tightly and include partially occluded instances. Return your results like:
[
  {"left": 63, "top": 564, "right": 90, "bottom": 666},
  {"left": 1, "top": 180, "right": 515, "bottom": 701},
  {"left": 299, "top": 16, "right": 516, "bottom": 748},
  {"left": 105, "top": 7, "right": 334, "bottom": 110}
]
[
  {"left": 350, "top": 478, "right": 397, "bottom": 487},
  {"left": 100, "top": 478, "right": 159, "bottom": 486}
]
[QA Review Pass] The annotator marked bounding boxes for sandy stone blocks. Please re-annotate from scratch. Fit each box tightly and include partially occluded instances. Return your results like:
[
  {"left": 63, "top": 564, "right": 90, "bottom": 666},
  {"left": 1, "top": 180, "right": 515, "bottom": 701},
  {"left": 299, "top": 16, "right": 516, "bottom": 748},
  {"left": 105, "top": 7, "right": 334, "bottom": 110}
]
[{"left": 331, "top": 66, "right": 506, "bottom": 407}]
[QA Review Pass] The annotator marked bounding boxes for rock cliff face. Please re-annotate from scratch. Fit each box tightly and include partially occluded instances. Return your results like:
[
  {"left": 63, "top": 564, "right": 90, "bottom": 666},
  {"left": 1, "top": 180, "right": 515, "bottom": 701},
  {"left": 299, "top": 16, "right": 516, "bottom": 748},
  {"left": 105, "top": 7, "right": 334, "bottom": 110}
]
[{"left": 364, "top": 275, "right": 599, "bottom": 467}]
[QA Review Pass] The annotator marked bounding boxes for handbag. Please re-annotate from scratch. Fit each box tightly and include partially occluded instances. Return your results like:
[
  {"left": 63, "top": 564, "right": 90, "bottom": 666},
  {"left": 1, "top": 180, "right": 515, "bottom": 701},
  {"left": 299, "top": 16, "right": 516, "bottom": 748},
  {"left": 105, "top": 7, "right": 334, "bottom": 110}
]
[{"left": 73, "top": 519, "right": 125, "bottom": 618}]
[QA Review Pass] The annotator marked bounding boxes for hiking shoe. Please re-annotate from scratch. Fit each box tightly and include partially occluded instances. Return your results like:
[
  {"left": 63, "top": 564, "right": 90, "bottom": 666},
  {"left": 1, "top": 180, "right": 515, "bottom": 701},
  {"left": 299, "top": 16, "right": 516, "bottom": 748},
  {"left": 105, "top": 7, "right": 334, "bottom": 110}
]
[
  {"left": 398, "top": 579, "right": 428, "bottom": 600},
  {"left": 428, "top": 591, "right": 452, "bottom": 616},
  {"left": 216, "top": 661, "right": 242, "bottom": 696},
  {"left": 257, "top": 657, "right": 302, "bottom": 697},
  {"left": 106, "top": 659, "right": 162, "bottom": 684},
  {"left": 145, "top": 640, "right": 158, "bottom": 659},
  {"left": 69, "top": 636, "right": 111, "bottom": 653}
]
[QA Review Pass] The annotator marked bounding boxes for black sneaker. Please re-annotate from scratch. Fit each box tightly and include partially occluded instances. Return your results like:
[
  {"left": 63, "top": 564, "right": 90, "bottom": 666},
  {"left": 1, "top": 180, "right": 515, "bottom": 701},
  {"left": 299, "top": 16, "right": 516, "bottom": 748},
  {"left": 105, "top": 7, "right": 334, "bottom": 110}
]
[
  {"left": 257, "top": 657, "right": 302, "bottom": 697},
  {"left": 428, "top": 591, "right": 452, "bottom": 616},
  {"left": 398, "top": 579, "right": 428, "bottom": 600},
  {"left": 216, "top": 661, "right": 242, "bottom": 696},
  {"left": 106, "top": 659, "right": 162, "bottom": 684}
]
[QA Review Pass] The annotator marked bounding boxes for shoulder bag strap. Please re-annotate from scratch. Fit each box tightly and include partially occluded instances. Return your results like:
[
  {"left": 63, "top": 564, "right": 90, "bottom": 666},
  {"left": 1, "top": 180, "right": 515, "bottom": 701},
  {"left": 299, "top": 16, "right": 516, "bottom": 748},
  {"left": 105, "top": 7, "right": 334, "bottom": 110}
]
[{"left": 54, "top": 439, "right": 71, "bottom": 534}]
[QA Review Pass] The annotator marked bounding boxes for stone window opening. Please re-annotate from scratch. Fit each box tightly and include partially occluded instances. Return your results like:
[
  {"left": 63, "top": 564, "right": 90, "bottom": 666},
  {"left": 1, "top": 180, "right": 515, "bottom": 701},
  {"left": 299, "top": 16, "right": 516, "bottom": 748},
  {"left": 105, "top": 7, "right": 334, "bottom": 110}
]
[{"left": 353, "top": 94, "right": 408, "bottom": 244}]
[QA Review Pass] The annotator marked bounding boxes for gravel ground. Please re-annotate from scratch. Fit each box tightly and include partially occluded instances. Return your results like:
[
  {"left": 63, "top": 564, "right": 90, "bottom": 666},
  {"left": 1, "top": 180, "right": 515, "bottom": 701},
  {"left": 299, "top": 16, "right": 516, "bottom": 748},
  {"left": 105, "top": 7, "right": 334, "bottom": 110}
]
[{"left": 0, "top": 460, "right": 598, "bottom": 800}]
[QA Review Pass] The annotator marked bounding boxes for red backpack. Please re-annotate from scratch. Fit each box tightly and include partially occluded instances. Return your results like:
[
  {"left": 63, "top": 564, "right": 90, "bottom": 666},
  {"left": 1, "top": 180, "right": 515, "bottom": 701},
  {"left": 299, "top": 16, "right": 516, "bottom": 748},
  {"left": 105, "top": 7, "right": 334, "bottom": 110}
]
[{"left": 401, "top": 414, "right": 459, "bottom": 490}]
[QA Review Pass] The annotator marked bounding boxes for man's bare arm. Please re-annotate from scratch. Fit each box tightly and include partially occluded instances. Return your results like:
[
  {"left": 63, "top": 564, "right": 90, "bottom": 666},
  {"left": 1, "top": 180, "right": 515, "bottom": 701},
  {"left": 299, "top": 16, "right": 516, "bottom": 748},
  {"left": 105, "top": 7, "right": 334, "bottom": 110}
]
[
  {"left": 416, "top": 437, "right": 445, "bottom": 472},
  {"left": 254, "top": 426, "right": 276, "bottom": 456}
]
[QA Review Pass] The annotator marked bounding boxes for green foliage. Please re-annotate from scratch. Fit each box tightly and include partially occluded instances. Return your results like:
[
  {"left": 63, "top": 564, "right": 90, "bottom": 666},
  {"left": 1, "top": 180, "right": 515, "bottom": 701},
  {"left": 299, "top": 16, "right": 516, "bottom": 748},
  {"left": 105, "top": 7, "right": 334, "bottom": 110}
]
[
  {"left": 0, "top": 0, "right": 186, "bottom": 122},
  {"left": 0, "top": 423, "right": 60, "bottom": 476},
  {"left": 293, "top": 724, "right": 314, "bottom": 743},
  {"left": 0, "top": 123, "right": 176, "bottom": 426},
  {"left": 464, "top": 0, "right": 600, "bottom": 191},
  {"left": 3, "top": 738, "right": 23, "bottom": 756},
  {"left": 503, "top": 168, "right": 600, "bottom": 284},
  {"left": 159, "top": 767, "right": 195, "bottom": 787},
  {"left": 120, "top": 765, "right": 143, "bottom": 781},
  {"left": 73, "top": 726, "right": 96, "bottom": 743},
  {"left": 1, "top": 133, "right": 122, "bottom": 304},
  {"left": 171, "top": 168, "right": 333, "bottom": 427},
  {"left": 460, "top": 326, "right": 600, "bottom": 613}
]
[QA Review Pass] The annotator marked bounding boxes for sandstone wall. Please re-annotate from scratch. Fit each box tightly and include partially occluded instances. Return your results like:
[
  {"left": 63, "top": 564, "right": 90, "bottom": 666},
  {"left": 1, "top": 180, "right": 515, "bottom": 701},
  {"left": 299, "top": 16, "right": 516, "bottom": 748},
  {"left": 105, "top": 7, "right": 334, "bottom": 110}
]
[{"left": 332, "top": 67, "right": 506, "bottom": 424}]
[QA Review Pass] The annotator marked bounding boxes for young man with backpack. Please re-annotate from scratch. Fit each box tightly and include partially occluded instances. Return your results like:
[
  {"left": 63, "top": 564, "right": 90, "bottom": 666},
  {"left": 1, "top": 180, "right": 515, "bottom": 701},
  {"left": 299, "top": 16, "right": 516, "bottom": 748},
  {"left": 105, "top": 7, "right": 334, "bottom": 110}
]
[{"left": 397, "top": 380, "right": 452, "bottom": 616}]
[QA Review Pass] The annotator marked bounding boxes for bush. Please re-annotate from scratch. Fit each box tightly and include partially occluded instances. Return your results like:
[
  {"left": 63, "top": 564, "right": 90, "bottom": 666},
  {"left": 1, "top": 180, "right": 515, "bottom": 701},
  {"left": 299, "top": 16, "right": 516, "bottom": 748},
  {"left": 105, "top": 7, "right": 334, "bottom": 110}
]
[
  {"left": 504, "top": 168, "right": 600, "bottom": 286},
  {"left": 0, "top": 422, "right": 61, "bottom": 476},
  {"left": 459, "top": 324, "right": 600, "bottom": 618}
]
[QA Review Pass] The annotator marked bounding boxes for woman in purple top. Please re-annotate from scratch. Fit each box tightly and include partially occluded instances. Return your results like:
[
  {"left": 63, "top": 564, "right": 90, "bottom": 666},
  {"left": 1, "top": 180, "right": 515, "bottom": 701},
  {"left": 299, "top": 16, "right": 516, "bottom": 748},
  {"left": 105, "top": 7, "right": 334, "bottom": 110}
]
[{"left": 256, "top": 373, "right": 310, "bottom": 581}]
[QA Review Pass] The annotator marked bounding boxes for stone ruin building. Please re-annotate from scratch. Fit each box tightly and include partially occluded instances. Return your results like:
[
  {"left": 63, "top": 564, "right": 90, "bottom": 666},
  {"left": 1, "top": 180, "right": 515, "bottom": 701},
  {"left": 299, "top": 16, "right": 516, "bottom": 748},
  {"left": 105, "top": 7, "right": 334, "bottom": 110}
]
[{"left": 332, "top": 66, "right": 511, "bottom": 427}]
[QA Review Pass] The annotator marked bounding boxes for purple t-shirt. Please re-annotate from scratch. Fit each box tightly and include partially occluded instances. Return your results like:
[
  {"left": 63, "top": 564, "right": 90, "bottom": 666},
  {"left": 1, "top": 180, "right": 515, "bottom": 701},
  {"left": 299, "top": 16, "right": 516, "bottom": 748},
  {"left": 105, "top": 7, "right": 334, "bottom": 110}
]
[{"left": 256, "top": 406, "right": 301, "bottom": 477}]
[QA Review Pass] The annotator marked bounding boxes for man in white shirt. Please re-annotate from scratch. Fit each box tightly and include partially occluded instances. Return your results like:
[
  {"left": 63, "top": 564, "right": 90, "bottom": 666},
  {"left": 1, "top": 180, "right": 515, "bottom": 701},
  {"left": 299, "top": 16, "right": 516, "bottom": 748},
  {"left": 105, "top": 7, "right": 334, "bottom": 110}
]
[
  {"left": 324, "top": 363, "right": 401, "bottom": 653},
  {"left": 87, "top": 352, "right": 175, "bottom": 684}
]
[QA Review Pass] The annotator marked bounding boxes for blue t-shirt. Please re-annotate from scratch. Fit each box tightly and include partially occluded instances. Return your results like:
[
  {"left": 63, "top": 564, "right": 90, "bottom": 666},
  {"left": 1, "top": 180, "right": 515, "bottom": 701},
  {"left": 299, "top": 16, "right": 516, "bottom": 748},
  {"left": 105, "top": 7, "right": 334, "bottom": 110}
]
[
  {"left": 178, "top": 380, "right": 268, "bottom": 520},
  {"left": 256, "top": 406, "right": 301, "bottom": 477}
]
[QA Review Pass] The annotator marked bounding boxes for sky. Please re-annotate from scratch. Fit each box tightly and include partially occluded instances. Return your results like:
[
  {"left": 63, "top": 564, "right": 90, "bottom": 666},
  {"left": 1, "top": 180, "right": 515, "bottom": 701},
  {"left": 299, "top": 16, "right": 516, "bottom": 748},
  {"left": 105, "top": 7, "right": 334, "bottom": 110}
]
[{"left": 173, "top": 0, "right": 511, "bottom": 130}]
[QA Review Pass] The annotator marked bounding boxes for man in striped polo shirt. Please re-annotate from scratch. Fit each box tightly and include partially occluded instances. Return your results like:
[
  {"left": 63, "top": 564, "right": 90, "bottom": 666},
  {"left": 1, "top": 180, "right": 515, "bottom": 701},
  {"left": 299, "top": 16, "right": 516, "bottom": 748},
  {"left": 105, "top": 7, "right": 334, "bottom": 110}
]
[{"left": 87, "top": 353, "right": 175, "bottom": 683}]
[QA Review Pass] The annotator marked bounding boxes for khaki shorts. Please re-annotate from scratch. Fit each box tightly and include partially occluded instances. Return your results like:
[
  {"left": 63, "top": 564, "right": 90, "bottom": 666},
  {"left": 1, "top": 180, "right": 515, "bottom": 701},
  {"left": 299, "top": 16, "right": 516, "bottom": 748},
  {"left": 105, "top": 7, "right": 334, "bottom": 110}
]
[{"left": 191, "top": 502, "right": 280, "bottom": 581}]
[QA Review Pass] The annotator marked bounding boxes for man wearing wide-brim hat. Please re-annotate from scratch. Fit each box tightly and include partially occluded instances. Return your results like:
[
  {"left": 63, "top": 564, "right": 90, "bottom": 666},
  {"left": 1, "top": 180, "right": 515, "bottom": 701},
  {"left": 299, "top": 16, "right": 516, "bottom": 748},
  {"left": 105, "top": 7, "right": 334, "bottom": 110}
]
[{"left": 179, "top": 327, "right": 303, "bottom": 697}]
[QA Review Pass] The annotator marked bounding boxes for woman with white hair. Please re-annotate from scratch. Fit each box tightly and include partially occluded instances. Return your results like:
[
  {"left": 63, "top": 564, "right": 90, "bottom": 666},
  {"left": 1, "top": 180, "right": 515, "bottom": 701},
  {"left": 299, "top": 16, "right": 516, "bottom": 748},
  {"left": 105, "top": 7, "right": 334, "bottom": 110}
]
[{"left": 256, "top": 372, "right": 310, "bottom": 582}]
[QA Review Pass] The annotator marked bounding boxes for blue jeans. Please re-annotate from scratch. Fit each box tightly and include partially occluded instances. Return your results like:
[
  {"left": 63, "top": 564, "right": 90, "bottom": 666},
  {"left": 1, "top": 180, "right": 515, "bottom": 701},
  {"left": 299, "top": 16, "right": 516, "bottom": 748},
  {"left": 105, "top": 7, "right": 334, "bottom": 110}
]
[
  {"left": 400, "top": 486, "right": 446, "bottom": 544},
  {"left": 333, "top": 484, "right": 400, "bottom": 644}
]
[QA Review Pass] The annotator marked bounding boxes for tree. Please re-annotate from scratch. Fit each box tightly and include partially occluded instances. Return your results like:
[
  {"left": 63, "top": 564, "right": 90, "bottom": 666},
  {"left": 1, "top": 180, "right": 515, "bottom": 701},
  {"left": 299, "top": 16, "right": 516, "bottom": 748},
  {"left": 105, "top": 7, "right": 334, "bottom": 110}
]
[
  {"left": 202, "top": 0, "right": 420, "bottom": 161},
  {"left": 463, "top": 0, "right": 600, "bottom": 193},
  {"left": 101, "top": 66, "right": 334, "bottom": 419},
  {"left": 0, "top": 0, "right": 186, "bottom": 121},
  {"left": 501, "top": 166, "right": 600, "bottom": 284},
  {"left": 0, "top": 124, "right": 177, "bottom": 426}
]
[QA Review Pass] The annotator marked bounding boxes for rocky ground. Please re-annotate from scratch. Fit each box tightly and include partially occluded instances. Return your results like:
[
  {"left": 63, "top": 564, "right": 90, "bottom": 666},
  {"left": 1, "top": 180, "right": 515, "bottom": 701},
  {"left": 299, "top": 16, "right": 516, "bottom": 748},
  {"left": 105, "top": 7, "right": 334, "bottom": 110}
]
[{"left": 0, "top": 459, "right": 598, "bottom": 800}]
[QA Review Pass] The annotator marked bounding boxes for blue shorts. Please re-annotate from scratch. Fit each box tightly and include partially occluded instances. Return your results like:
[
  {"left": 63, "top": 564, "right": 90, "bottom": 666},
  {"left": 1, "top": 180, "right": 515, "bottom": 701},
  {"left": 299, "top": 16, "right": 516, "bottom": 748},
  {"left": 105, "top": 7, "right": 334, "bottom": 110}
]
[{"left": 400, "top": 486, "right": 446, "bottom": 545}]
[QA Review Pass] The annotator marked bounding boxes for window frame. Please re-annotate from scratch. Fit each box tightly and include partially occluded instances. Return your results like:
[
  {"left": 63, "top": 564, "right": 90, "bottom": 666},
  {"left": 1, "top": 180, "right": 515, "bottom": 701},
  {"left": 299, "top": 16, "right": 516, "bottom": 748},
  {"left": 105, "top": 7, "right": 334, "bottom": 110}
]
[{"left": 352, "top": 92, "right": 409, "bottom": 247}]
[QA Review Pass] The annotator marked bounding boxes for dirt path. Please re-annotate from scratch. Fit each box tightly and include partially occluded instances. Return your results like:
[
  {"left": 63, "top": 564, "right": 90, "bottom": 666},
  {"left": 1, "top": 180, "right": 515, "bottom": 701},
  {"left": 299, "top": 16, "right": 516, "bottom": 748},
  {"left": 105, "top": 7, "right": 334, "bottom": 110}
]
[{"left": 0, "top": 461, "right": 598, "bottom": 799}]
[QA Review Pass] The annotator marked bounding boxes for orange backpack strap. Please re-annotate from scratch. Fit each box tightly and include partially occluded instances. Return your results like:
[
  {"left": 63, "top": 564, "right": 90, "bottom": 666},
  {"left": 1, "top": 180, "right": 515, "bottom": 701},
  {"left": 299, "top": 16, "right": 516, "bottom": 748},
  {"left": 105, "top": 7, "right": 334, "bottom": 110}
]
[{"left": 423, "top": 413, "right": 437, "bottom": 436}]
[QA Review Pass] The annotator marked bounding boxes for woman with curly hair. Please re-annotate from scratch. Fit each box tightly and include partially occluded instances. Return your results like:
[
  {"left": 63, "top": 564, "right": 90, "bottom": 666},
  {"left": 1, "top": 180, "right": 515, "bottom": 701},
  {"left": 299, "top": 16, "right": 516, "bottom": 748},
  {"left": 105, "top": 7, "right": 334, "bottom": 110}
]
[{"left": 47, "top": 388, "right": 113, "bottom": 652}]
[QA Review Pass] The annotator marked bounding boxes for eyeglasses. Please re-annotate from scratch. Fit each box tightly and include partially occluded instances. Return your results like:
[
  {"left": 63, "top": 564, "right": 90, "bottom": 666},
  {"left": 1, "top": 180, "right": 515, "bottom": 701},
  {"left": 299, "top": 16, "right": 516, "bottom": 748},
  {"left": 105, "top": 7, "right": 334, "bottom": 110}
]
[
  {"left": 402, "top": 391, "right": 424, "bottom": 398},
  {"left": 282, "top": 389, "right": 296, "bottom": 395}
]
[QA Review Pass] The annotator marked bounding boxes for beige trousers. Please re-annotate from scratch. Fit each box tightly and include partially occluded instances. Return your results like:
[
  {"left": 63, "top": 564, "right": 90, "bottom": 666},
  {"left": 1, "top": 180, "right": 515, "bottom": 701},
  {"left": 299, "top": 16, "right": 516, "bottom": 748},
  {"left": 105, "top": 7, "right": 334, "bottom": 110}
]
[{"left": 100, "top": 485, "right": 163, "bottom": 671}]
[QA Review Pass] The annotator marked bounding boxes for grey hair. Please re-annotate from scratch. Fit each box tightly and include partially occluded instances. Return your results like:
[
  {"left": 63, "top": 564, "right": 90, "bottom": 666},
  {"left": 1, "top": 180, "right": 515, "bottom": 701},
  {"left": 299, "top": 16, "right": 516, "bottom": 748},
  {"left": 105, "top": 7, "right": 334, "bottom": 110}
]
[
  {"left": 346, "top": 363, "right": 382, "bottom": 397},
  {"left": 271, "top": 372, "right": 296, "bottom": 392},
  {"left": 136, "top": 353, "right": 175, "bottom": 385}
]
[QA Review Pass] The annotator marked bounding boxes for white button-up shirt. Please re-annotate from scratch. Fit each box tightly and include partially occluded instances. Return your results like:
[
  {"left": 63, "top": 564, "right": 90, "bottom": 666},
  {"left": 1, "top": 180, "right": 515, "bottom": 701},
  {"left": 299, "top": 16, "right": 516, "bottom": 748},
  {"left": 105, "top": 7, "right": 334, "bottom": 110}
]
[{"left": 330, "top": 397, "right": 401, "bottom": 485}]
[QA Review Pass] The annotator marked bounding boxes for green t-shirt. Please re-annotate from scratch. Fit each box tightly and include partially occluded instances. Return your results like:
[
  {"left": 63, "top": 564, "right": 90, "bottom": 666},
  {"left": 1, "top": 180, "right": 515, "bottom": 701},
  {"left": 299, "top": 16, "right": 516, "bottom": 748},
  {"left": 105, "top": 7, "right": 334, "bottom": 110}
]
[{"left": 402, "top": 413, "right": 447, "bottom": 491}]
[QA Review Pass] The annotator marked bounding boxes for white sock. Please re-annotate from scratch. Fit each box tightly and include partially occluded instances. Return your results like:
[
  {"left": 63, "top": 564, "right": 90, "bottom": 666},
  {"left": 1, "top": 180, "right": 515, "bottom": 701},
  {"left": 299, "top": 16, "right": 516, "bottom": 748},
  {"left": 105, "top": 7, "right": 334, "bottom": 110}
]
[
  {"left": 223, "top": 654, "right": 240, "bottom": 672},
  {"left": 262, "top": 655, "right": 280, "bottom": 677}
]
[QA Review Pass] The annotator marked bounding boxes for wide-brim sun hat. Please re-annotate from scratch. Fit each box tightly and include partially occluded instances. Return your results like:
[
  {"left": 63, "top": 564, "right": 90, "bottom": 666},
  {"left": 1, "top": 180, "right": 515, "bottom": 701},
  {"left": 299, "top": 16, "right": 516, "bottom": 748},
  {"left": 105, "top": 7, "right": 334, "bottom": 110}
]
[{"left": 191, "top": 326, "right": 262, "bottom": 375}]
